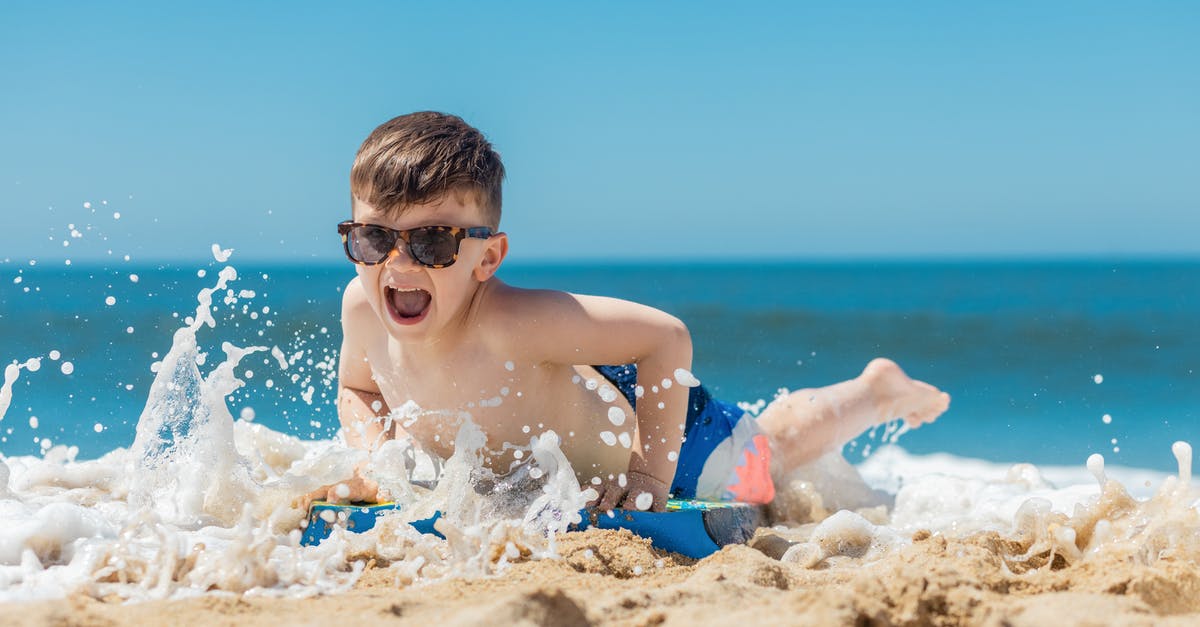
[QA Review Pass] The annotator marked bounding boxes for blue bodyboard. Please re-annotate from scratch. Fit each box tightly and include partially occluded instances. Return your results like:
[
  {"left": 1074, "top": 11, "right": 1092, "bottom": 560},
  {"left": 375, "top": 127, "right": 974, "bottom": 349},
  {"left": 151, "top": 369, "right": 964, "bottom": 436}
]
[{"left": 301, "top": 499, "right": 763, "bottom": 559}]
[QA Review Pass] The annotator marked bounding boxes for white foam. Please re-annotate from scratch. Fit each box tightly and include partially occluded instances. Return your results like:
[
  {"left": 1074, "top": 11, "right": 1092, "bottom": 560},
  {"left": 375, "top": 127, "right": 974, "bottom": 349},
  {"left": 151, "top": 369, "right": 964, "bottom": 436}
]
[{"left": 857, "top": 446, "right": 1174, "bottom": 537}]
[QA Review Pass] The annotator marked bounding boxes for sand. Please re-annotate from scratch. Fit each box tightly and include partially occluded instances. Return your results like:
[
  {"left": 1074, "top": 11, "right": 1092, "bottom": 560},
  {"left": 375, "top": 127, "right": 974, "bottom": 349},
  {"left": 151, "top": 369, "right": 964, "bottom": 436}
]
[{"left": 7, "top": 524, "right": 1200, "bottom": 627}]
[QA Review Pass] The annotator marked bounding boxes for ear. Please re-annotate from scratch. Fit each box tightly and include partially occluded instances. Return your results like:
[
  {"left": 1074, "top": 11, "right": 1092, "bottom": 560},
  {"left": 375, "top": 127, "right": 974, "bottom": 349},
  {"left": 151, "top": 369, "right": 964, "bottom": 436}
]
[{"left": 473, "top": 232, "right": 509, "bottom": 282}]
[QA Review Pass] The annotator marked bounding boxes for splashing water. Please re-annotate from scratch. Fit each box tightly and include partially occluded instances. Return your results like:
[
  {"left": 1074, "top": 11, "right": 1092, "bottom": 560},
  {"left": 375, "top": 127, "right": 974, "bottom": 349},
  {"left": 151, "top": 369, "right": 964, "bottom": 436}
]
[{"left": 0, "top": 259, "right": 592, "bottom": 601}]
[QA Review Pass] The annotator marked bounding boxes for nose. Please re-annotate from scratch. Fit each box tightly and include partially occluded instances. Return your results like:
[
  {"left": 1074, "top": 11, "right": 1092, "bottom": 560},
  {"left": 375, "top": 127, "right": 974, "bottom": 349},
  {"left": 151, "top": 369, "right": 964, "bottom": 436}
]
[{"left": 382, "top": 243, "right": 422, "bottom": 271}]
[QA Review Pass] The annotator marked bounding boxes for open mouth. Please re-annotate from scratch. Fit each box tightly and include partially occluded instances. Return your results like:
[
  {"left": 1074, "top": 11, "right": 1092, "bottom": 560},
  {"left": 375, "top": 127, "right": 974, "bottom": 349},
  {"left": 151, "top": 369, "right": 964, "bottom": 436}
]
[{"left": 385, "top": 286, "right": 432, "bottom": 325}]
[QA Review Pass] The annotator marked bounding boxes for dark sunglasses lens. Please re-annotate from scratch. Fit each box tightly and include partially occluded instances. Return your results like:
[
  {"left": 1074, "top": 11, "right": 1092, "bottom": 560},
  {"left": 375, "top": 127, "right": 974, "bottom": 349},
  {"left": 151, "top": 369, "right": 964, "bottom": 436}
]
[
  {"left": 347, "top": 225, "right": 395, "bottom": 263},
  {"left": 408, "top": 228, "right": 458, "bottom": 266}
]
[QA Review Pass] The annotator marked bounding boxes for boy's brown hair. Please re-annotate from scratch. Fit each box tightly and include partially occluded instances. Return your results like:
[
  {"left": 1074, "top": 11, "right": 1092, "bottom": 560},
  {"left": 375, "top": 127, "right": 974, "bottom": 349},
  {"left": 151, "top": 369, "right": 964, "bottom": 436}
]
[{"left": 350, "top": 112, "right": 505, "bottom": 228}]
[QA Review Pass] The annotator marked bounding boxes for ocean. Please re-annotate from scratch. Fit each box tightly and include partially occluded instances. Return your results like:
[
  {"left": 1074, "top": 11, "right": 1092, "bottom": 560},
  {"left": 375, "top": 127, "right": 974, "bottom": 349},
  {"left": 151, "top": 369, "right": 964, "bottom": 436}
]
[{"left": 2, "top": 258, "right": 1196, "bottom": 472}]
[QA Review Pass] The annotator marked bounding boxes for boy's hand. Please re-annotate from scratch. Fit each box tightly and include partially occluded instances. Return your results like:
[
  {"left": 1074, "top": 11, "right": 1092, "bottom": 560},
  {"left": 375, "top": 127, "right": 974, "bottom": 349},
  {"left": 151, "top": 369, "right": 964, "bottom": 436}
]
[
  {"left": 293, "top": 472, "right": 382, "bottom": 513},
  {"left": 589, "top": 471, "right": 671, "bottom": 513}
]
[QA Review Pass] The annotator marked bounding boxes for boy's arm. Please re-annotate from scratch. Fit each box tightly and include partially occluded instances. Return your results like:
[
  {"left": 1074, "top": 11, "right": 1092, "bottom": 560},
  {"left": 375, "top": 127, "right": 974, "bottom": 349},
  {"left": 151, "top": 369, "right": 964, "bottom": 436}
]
[
  {"left": 498, "top": 288, "right": 694, "bottom": 511},
  {"left": 298, "top": 279, "right": 398, "bottom": 509},
  {"left": 338, "top": 277, "right": 408, "bottom": 450}
]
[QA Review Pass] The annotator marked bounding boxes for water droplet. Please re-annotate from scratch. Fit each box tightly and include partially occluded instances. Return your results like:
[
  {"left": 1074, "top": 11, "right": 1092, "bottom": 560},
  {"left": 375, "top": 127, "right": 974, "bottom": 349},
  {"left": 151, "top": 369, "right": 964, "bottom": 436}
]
[
  {"left": 598, "top": 386, "right": 617, "bottom": 402},
  {"left": 673, "top": 368, "right": 701, "bottom": 387},
  {"left": 211, "top": 243, "right": 233, "bottom": 262}
]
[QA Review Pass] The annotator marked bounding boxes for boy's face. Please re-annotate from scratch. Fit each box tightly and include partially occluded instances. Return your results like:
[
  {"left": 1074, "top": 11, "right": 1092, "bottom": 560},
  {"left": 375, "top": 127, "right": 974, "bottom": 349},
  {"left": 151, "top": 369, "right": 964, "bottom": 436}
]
[{"left": 350, "top": 193, "right": 507, "bottom": 342}]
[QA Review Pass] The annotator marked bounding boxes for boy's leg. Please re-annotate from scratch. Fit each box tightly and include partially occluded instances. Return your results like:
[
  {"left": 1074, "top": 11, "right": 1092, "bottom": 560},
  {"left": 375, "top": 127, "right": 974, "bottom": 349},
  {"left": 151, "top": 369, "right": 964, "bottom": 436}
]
[{"left": 755, "top": 358, "right": 950, "bottom": 474}]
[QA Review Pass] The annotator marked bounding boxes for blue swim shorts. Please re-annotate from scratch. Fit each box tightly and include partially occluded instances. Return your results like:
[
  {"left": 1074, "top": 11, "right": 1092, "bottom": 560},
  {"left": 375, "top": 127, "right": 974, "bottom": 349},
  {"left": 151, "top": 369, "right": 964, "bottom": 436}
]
[{"left": 593, "top": 365, "right": 775, "bottom": 504}]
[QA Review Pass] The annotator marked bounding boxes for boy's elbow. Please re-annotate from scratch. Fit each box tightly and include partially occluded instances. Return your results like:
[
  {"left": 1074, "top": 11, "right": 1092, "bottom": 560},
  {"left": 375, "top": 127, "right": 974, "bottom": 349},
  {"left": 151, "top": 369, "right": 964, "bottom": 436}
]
[
  {"left": 665, "top": 316, "right": 692, "bottom": 356},
  {"left": 667, "top": 316, "right": 690, "bottom": 339}
]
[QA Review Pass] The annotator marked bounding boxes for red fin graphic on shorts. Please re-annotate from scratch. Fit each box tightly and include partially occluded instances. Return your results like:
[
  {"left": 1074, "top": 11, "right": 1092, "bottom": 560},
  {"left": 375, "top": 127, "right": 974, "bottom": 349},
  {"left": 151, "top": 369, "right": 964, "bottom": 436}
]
[{"left": 727, "top": 434, "right": 775, "bottom": 504}]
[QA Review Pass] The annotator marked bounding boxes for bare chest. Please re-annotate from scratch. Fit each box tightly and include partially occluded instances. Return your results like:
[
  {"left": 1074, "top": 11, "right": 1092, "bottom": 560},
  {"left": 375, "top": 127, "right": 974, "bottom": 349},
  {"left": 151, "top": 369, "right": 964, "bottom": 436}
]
[{"left": 364, "top": 342, "right": 632, "bottom": 475}]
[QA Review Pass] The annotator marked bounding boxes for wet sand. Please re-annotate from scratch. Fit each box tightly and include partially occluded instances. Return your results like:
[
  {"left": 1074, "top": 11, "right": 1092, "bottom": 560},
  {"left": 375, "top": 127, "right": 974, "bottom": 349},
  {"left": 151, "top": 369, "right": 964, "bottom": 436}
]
[{"left": 9, "top": 525, "right": 1200, "bottom": 627}]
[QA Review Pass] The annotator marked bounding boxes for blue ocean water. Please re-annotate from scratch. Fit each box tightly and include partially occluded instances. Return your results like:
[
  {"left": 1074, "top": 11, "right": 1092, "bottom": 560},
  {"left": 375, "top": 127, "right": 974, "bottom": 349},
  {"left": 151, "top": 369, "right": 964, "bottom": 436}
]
[{"left": 1, "top": 260, "right": 1197, "bottom": 472}]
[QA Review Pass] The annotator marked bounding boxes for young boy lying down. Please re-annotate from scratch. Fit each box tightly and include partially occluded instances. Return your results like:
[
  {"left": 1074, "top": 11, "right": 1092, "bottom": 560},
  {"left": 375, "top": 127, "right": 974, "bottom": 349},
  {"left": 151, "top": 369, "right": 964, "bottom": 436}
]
[{"left": 317, "top": 112, "right": 949, "bottom": 512}]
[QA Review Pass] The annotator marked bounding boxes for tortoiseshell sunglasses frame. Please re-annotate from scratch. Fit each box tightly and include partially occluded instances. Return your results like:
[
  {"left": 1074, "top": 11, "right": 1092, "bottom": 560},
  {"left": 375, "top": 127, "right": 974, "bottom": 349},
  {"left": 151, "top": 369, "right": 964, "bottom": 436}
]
[{"left": 337, "top": 221, "right": 494, "bottom": 268}]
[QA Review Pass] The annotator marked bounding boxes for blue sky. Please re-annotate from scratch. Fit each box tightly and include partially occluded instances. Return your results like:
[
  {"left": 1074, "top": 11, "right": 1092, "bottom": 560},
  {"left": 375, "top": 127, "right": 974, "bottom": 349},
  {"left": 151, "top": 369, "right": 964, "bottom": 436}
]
[{"left": 1, "top": 1, "right": 1196, "bottom": 264}]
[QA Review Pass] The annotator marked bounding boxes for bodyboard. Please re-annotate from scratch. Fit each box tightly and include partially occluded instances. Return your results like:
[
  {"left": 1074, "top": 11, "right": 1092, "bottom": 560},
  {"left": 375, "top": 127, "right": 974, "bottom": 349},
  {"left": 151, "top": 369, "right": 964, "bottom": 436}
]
[{"left": 301, "top": 498, "right": 763, "bottom": 559}]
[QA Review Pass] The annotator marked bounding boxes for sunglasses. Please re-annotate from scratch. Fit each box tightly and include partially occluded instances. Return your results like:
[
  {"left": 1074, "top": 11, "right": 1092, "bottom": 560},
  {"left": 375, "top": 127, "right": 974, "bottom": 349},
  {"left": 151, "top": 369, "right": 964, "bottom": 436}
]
[{"left": 337, "top": 221, "right": 494, "bottom": 268}]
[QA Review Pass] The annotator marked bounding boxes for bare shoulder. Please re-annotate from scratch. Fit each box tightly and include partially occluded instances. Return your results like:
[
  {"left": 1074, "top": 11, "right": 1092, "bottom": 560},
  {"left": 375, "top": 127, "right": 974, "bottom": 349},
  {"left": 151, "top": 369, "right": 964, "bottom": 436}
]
[
  {"left": 483, "top": 281, "right": 675, "bottom": 326},
  {"left": 342, "top": 276, "right": 367, "bottom": 310},
  {"left": 477, "top": 281, "right": 570, "bottom": 327},
  {"left": 340, "top": 277, "right": 384, "bottom": 351},
  {"left": 341, "top": 277, "right": 375, "bottom": 330},
  {"left": 468, "top": 281, "right": 558, "bottom": 352},
  {"left": 474, "top": 280, "right": 687, "bottom": 367},
  {"left": 339, "top": 276, "right": 380, "bottom": 389}
]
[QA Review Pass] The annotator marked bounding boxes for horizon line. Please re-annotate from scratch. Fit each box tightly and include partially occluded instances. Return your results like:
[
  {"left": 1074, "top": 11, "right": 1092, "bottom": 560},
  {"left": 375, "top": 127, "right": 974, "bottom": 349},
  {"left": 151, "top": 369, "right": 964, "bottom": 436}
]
[{"left": 6, "top": 252, "right": 1200, "bottom": 270}]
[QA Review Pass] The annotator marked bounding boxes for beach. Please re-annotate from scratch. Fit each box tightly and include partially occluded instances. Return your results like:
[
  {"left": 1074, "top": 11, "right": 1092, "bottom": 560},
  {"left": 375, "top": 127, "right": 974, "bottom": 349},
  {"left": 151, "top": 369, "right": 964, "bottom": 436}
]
[
  {"left": 5, "top": 2, "right": 1198, "bottom": 623},
  {"left": 2, "top": 426, "right": 1198, "bottom": 627},
  {"left": 7, "top": 519, "right": 1200, "bottom": 626}
]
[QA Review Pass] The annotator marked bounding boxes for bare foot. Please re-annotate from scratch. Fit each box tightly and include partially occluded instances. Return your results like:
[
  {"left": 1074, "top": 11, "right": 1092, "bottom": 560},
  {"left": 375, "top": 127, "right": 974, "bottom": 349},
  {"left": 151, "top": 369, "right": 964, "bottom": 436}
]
[{"left": 861, "top": 358, "right": 950, "bottom": 427}]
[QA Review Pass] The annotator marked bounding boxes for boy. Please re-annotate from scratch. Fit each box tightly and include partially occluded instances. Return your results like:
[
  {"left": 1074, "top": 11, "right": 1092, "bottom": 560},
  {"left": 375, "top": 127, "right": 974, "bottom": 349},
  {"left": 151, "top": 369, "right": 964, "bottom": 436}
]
[{"left": 321, "top": 112, "right": 949, "bottom": 512}]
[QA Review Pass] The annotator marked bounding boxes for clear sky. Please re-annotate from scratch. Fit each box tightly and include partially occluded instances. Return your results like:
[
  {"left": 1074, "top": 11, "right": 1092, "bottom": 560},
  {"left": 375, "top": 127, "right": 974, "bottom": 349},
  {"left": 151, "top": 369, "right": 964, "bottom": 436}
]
[{"left": 1, "top": 1, "right": 1196, "bottom": 264}]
